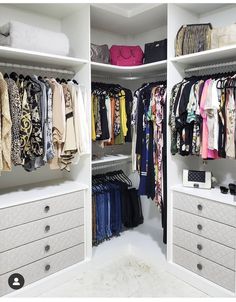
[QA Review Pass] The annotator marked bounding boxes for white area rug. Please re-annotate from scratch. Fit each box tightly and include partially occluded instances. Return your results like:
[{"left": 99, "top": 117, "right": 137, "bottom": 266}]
[{"left": 40, "top": 254, "right": 207, "bottom": 297}]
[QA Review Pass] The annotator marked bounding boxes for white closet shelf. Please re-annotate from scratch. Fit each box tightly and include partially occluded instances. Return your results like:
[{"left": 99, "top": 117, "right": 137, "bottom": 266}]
[
  {"left": 91, "top": 61, "right": 167, "bottom": 78},
  {"left": 172, "top": 184, "right": 236, "bottom": 207},
  {"left": 92, "top": 154, "right": 131, "bottom": 165},
  {"left": 0, "top": 46, "right": 88, "bottom": 70},
  {"left": 170, "top": 44, "right": 236, "bottom": 67},
  {"left": 0, "top": 179, "right": 88, "bottom": 209}
]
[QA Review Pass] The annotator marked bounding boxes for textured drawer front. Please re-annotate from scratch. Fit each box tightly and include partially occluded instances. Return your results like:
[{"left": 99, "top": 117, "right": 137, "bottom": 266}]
[
  {"left": 173, "top": 209, "right": 236, "bottom": 248},
  {"left": 173, "top": 245, "right": 235, "bottom": 292},
  {"left": 0, "top": 226, "right": 84, "bottom": 275},
  {"left": 0, "top": 208, "right": 84, "bottom": 252},
  {"left": 0, "top": 190, "right": 84, "bottom": 230},
  {"left": 173, "top": 227, "right": 235, "bottom": 270},
  {"left": 173, "top": 191, "right": 236, "bottom": 227},
  {"left": 0, "top": 244, "right": 84, "bottom": 296}
]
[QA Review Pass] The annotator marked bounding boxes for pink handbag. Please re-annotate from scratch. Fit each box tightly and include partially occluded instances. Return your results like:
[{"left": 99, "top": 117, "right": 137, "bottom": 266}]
[{"left": 110, "top": 45, "right": 144, "bottom": 66}]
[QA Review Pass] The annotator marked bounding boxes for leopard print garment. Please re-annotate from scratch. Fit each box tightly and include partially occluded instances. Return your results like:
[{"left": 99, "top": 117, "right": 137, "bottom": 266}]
[{"left": 6, "top": 78, "right": 21, "bottom": 165}]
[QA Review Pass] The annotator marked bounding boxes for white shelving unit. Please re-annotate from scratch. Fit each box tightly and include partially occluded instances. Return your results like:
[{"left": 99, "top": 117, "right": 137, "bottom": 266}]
[
  {"left": 0, "top": 46, "right": 88, "bottom": 70},
  {"left": 170, "top": 44, "right": 236, "bottom": 67},
  {"left": 91, "top": 60, "right": 167, "bottom": 78},
  {"left": 92, "top": 154, "right": 131, "bottom": 165}
]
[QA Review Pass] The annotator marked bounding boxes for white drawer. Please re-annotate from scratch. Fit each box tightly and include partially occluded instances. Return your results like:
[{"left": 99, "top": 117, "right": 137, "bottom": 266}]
[
  {"left": 173, "top": 227, "right": 235, "bottom": 270},
  {"left": 173, "top": 245, "right": 235, "bottom": 292},
  {"left": 0, "top": 226, "right": 84, "bottom": 275},
  {"left": 173, "top": 209, "right": 236, "bottom": 248},
  {"left": 0, "top": 208, "right": 84, "bottom": 252},
  {"left": 0, "top": 244, "right": 84, "bottom": 296},
  {"left": 0, "top": 190, "right": 84, "bottom": 230},
  {"left": 173, "top": 191, "right": 236, "bottom": 227}
]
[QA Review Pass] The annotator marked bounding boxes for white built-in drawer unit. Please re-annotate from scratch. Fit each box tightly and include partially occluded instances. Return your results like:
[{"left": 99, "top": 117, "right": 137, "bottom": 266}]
[
  {"left": 0, "top": 244, "right": 84, "bottom": 296},
  {"left": 173, "top": 245, "right": 235, "bottom": 292},
  {"left": 173, "top": 191, "right": 236, "bottom": 227},
  {"left": 0, "top": 208, "right": 84, "bottom": 252},
  {"left": 0, "top": 226, "right": 84, "bottom": 275},
  {"left": 0, "top": 190, "right": 84, "bottom": 230},
  {"left": 0, "top": 181, "right": 87, "bottom": 296},
  {"left": 171, "top": 187, "right": 236, "bottom": 294},
  {"left": 173, "top": 227, "right": 235, "bottom": 270}
]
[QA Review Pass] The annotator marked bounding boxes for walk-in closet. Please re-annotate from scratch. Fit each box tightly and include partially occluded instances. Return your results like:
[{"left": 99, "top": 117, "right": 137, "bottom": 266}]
[{"left": 0, "top": 2, "right": 235, "bottom": 298}]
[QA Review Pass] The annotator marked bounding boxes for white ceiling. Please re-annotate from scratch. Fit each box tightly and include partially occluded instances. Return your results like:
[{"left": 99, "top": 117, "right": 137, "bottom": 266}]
[
  {"left": 91, "top": 3, "right": 167, "bottom": 35},
  {"left": 177, "top": 3, "right": 233, "bottom": 16}
]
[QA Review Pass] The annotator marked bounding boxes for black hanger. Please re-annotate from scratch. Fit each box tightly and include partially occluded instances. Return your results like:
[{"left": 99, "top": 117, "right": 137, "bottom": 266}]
[
  {"left": 61, "top": 78, "right": 67, "bottom": 84},
  {"left": 10, "top": 72, "right": 18, "bottom": 82},
  {"left": 72, "top": 79, "right": 78, "bottom": 85}
]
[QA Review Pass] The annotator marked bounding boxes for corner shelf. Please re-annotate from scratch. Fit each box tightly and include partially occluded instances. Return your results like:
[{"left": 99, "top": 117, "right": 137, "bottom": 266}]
[
  {"left": 92, "top": 154, "right": 131, "bottom": 165},
  {"left": 0, "top": 46, "right": 88, "bottom": 70},
  {"left": 91, "top": 60, "right": 167, "bottom": 78},
  {"left": 170, "top": 44, "right": 236, "bottom": 68}
]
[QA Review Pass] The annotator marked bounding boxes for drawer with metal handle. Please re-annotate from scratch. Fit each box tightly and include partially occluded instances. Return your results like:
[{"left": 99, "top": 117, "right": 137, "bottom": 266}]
[
  {"left": 0, "top": 244, "right": 84, "bottom": 296},
  {"left": 0, "top": 208, "right": 84, "bottom": 252},
  {"left": 173, "top": 209, "right": 236, "bottom": 248},
  {"left": 173, "top": 227, "right": 235, "bottom": 270},
  {"left": 173, "top": 245, "right": 235, "bottom": 292},
  {"left": 0, "top": 190, "right": 85, "bottom": 231},
  {"left": 0, "top": 226, "right": 84, "bottom": 275},
  {"left": 173, "top": 191, "right": 236, "bottom": 227}
]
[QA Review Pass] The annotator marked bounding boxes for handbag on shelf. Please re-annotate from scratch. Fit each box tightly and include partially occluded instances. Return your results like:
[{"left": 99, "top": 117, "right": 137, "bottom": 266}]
[
  {"left": 183, "top": 169, "right": 212, "bottom": 189},
  {"left": 211, "top": 23, "right": 236, "bottom": 49},
  {"left": 90, "top": 43, "right": 110, "bottom": 64},
  {"left": 144, "top": 39, "right": 167, "bottom": 64},
  {"left": 109, "top": 45, "right": 144, "bottom": 66},
  {"left": 175, "top": 23, "right": 212, "bottom": 56}
]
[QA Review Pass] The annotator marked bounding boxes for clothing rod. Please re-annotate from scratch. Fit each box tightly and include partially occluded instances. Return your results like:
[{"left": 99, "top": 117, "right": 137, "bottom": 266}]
[
  {"left": 185, "top": 61, "right": 236, "bottom": 73},
  {"left": 0, "top": 62, "right": 75, "bottom": 75},
  {"left": 92, "top": 72, "right": 167, "bottom": 80}
]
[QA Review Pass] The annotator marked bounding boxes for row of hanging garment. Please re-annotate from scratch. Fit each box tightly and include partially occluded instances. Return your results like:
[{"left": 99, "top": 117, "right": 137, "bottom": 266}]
[
  {"left": 132, "top": 81, "right": 167, "bottom": 244},
  {"left": 169, "top": 73, "right": 236, "bottom": 159},
  {"left": 91, "top": 82, "right": 133, "bottom": 147},
  {"left": 92, "top": 170, "right": 143, "bottom": 246},
  {"left": 0, "top": 71, "right": 89, "bottom": 173}
]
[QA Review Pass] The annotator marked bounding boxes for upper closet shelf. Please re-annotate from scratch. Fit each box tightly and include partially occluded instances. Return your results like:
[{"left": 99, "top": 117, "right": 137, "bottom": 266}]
[
  {"left": 91, "top": 60, "right": 167, "bottom": 79},
  {"left": 170, "top": 44, "right": 236, "bottom": 69},
  {"left": 0, "top": 46, "right": 88, "bottom": 71}
]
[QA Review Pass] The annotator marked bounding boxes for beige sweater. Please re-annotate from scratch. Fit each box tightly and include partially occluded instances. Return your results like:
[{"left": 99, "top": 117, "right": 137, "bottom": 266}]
[{"left": 0, "top": 72, "right": 12, "bottom": 171}]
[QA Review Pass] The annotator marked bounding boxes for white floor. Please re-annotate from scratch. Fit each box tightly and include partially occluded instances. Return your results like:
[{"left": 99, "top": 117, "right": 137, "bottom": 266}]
[{"left": 35, "top": 221, "right": 207, "bottom": 297}]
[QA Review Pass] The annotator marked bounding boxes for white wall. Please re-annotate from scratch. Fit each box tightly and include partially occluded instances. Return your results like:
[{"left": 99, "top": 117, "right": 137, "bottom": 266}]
[{"left": 0, "top": 5, "right": 61, "bottom": 31}]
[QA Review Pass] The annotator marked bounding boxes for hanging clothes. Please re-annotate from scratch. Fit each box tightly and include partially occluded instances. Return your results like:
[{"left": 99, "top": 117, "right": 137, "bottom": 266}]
[
  {"left": 0, "top": 72, "right": 12, "bottom": 172},
  {"left": 92, "top": 170, "right": 143, "bottom": 246},
  {"left": 132, "top": 81, "right": 167, "bottom": 206},
  {"left": 91, "top": 82, "right": 133, "bottom": 147},
  {"left": 0, "top": 72, "right": 89, "bottom": 173},
  {"left": 169, "top": 74, "right": 236, "bottom": 159}
]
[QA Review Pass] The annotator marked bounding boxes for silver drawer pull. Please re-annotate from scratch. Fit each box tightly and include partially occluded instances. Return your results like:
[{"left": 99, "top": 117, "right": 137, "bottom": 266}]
[
  {"left": 197, "top": 263, "right": 203, "bottom": 270},
  {"left": 44, "top": 205, "right": 50, "bottom": 213},
  {"left": 45, "top": 245, "right": 50, "bottom": 252},
  {"left": 197, "top": 224, "right": 202, "bottom": 230},
  {"left": 45, "top": 264, "right": 51, "bottom": 272},
  {"left": 197, "top": 204, "right": 203, "bottom": 211},
  {"left": 45, "top": 225, "right": 50, "bottom": 232},
  {"left": 197, "top": 244, "right": 203, "bottom": 250}
]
